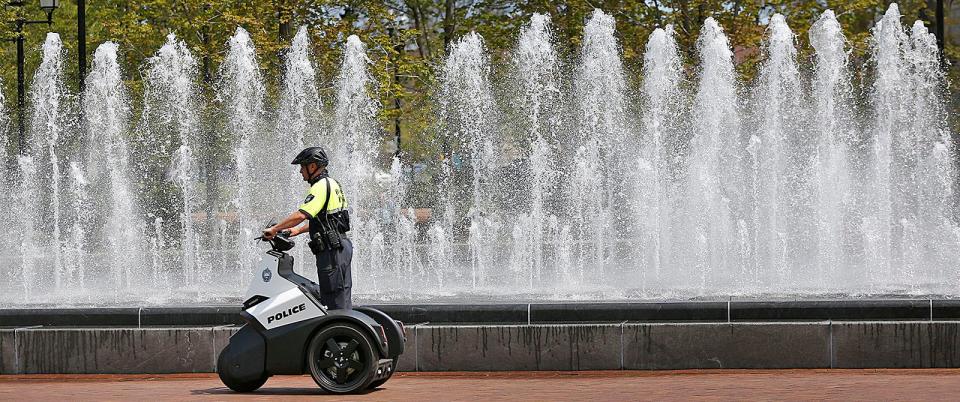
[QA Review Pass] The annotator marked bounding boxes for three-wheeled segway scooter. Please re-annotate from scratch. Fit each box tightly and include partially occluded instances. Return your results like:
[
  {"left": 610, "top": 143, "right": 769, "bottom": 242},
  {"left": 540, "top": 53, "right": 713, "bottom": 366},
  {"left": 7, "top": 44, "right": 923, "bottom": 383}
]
[{"left": 217, "top": 232, "right": 405, "bottom": 393}]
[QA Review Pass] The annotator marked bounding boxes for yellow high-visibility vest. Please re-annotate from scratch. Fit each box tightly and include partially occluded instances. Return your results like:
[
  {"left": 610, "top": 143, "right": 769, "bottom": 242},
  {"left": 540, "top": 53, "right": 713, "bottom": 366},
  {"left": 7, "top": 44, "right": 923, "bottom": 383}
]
[{"left": 298, "top": 177, "right": 347, "bottom": 218}]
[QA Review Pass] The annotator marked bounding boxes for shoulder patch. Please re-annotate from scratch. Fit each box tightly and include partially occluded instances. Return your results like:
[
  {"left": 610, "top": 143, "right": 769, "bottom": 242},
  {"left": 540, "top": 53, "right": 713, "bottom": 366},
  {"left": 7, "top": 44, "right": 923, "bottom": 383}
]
[{"left": 304, "top": 194, "right": 315, "bottom": 204}]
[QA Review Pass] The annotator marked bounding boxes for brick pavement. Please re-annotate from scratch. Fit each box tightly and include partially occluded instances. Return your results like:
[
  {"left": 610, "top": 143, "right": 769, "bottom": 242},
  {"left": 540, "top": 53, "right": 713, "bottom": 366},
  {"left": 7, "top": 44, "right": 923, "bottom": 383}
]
[{"left": 1, "top": 370, "right": 959, "bottom": 401}]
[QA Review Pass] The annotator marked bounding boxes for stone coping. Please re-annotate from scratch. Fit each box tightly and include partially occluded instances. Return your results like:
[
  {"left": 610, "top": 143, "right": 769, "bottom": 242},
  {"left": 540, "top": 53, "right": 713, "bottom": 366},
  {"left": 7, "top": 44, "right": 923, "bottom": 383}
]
[
  {"left": 3, "top": 321, "right": 960, "bottom": 374},
  {"left": 1, "top": 300, "right": 959, "bottom": 327}
]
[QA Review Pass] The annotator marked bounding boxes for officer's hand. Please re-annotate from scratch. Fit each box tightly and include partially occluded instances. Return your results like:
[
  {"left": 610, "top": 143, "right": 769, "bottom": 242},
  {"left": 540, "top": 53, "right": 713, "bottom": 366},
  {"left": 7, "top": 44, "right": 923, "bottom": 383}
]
[{"left": 262, "top": 227, "right": 278, "bottom": 240}]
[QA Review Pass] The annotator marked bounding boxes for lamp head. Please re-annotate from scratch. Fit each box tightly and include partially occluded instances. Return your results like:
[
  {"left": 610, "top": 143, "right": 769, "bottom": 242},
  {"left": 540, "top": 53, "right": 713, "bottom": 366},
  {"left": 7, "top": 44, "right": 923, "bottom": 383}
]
[{"left": 39, "top": 0, "right": 59, "bottom": 13}]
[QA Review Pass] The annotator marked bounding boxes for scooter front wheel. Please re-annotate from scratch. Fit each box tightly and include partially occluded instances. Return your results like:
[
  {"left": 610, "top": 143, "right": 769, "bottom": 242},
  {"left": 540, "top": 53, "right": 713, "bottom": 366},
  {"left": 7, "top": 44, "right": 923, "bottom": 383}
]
[
  {"left": 306, "top": 323, "right": 378, "bottom": 394},
  {"left": 217, "top": 347, "right": 268, "bottom": 392}
]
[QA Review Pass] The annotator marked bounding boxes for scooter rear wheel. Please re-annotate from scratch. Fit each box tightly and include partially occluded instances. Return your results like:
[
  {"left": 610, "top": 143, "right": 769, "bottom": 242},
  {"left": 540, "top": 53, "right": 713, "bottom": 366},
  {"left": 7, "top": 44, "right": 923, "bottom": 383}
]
[{"left": 306, "top": 323, "right": 378, "bottom": 394}]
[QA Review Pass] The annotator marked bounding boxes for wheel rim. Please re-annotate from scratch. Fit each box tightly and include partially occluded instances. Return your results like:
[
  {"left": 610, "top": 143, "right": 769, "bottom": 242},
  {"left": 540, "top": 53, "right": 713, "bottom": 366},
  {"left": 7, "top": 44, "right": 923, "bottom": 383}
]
[{"left": 313, "top": 335, "right": 368, "bottom": 386}]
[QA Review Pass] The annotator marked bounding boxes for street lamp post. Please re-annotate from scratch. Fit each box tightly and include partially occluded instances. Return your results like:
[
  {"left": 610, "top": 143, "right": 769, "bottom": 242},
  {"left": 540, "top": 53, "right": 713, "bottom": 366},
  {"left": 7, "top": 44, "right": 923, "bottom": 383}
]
[
  {"left": 77, "top": 0, "right": 84, "bottom": 92},
  {"left": 4, "top": 0, "right": 59, "bottom": 154},
  {"left": 935, "top": 0, "right": 944, "bottom": 55}
]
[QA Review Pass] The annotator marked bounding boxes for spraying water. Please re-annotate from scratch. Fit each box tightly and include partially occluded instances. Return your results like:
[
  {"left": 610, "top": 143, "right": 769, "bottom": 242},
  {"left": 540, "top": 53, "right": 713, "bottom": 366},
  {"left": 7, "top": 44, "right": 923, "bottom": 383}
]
[
  {"left": 903, "top": 20, "right": 958, "bottom": 287},
  {"left": 440, "top": 31, "right": 498, "bottom": 289},
  {"left": 387, "top": 160, "right": 419, "bottom": 292},
  {"left": 277, "top": 27, "right": 323, "bottom": 276},
  {"left": 219, "top": 27, "right": 267, "bottom": 282},
  {"left": 0, "top": 73, "right": 11, "bottom": 292},
  {"left": 333, "top": 35, "right": 379, "bottom": 197},
  {"left": 640, "top": 25, "right": 683, "bottom": 289},
  {"left": 866, "top": 5, "right": 908, "bottom": 286},
  {"left": 331, "top": 35, "right": 386, "bottom": 290},
  {"left": 0, "top": 75, "right": 8, "bottom": 152},
  {"left": 278, "top": 27, "right": 322, "bottom": 158},
  {"left": 754, "top": 14, "right": 807, "bottom": 288},
  {"left": 809, "top": 11, "right": 855, "bottom": 287},
  {"left": 64, "top": 162, "right": 88, "bottom": 289},
  {"left": 688, "top": 18, "right": 741, "bottom": 292},
  {"left": 572, "top": 9, "right": 630, "bottom": 287},
  {"left": 84, "top": 41, "right": 144, "bottom": 290},
  {"left": 139, "top": 33, "right": 203, "bottom": 291},
  {"left": 26, "top": 33, "right": 69, "bottom": 290},
  {"left": 15, "top": 156, "right": 39, "bottom": 300},
  {"left": 1, "top": 8, "right": 958, "bottom": 306},
  {"left": 511, "top": 13, "right": 562, "bottom": 288}
]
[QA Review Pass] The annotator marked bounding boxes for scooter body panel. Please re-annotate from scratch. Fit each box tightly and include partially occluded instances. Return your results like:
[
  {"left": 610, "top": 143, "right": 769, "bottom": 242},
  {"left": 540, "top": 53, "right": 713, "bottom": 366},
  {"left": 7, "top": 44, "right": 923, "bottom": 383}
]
[
  {"left": 218, "top": 325, "right": 266, "bottom": 382},
  {"left": 247, "top": 287, "right": 324, "bottom": 330},
  {"left": 219, "top": 235, "right": 401, "bottom": 392},
  {"left": 256, "top": 309, "right": 388, "bottom": 375},
  {"left": 354, "top": 306, "right": 405, "bottom": 358},
  {"left": 245, "top": 253, "right": 326, "bottom": 330}
]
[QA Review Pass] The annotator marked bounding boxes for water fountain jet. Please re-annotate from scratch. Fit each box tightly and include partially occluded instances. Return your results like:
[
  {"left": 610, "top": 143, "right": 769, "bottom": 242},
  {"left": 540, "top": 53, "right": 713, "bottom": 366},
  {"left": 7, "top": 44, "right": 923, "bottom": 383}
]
[
  {"left": 0, "top": 8, "right": 956, "bottom": 306},
  {"left": 84, "top": 41, "right": 145, "bottom": 290},
  {"left": 219, "top": 27, "right": 267, "bottom": 284}
]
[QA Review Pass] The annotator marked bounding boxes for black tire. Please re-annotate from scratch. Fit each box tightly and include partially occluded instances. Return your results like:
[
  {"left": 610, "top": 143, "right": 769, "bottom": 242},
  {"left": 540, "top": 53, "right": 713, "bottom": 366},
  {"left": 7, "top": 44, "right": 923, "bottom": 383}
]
[
  {"left": 367, "top": 356, "right": 399, "bottom": 389},
  {"left": 217, "top": 348, "right": 268, "bottom": 392},
  {"left": 306, "top": 323, "right": 378, "bottom": 394}
]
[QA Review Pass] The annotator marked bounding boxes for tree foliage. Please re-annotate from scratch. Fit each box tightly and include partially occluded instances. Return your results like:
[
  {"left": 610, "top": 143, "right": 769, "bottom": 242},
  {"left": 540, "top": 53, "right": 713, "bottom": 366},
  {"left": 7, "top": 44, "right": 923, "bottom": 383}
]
[{"left": 0, "top": 0, "right": 954, "bottom": 164}]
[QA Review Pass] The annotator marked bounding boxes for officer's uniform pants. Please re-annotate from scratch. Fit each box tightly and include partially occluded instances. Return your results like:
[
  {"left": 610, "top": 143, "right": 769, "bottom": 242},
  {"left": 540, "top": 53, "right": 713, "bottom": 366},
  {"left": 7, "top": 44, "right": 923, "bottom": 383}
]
[{"left": 315, "top": 238, "right": 353, "bottom": 310}]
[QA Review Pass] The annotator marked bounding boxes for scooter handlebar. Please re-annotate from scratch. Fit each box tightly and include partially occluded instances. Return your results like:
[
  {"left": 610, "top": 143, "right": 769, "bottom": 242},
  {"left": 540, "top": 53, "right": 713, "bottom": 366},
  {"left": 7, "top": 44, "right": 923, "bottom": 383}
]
[{"left": 257, "top": 230, "right": 295, "bottom": 252}]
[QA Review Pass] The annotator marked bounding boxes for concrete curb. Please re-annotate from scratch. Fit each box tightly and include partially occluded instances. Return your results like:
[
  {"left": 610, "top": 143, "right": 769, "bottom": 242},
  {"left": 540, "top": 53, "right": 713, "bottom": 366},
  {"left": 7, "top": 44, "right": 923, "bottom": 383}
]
[
  {"left": 4, "top": 299, "right": 960, "bottom": 326},
  {"left": 4, "top": 321, "right": 960, "bottom": 374}
]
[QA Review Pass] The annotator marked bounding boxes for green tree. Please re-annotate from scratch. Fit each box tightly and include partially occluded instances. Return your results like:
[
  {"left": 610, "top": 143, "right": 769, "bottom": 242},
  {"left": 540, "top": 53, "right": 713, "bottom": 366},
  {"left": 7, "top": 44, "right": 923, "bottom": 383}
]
[{"left": 0, "top": 0, "right": 955, "bottom": 168}]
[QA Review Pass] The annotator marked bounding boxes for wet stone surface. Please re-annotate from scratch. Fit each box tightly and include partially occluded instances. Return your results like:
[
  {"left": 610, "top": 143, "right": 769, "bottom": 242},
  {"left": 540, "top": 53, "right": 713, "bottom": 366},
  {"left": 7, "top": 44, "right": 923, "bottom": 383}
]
[
  {"left": 4, "top": 321, "right": 960, "bottom": 374},
  {"left": 729, "top": 300, "right": 932, "bottom": 321},
  {"left": 15, "top": 328, "right": 216, "bottom": 374},
  {"left": 622, "top": 322, "right": 831, "bottom": 369},
  {"left": 530, "top": 302, "right": 728, "bottom": 323},
  {"left": 141, "top": 307, "right": 243, "bottom": 326},
  {"left": 0, "top": 330, "right": 15, "bottom": 374},
  {"left": 417, "top": 324, "right": 621, "bottom": 371},
  {"left": 369, "top": 304, "right": 529, "bottom": 325},
  {"left": 211, "top": 326, "right": 240, "bottom": 370},
  {"left": 395, "top": 324, "right": 417, "bottom": 372},
  {"left": 832, "top": 322, "right": 960, "bottom": 368}
]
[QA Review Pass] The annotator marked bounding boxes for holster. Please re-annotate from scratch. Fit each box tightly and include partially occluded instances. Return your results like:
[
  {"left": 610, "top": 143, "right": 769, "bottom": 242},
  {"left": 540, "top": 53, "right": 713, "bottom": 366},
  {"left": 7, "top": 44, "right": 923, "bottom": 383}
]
[
  {"left": 308, "top": 229, "right": 343, "bottom": 255},
  {"left": 308, "top": 234, "right": 324, "bottom": 254}
]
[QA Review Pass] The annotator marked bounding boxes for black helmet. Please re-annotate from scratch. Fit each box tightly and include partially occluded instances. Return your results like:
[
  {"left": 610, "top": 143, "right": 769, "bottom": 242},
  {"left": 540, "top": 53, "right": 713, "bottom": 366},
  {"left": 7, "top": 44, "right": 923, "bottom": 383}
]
[{"left": 291, "top": 146, "right": 328, "bottom": 166}]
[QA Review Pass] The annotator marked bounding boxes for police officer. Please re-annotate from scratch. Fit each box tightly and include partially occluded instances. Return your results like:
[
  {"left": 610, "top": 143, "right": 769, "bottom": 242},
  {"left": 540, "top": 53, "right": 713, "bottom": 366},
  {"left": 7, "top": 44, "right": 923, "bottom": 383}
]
[{"left": 262, "top": 147, "right": 353, "bottom": 310}]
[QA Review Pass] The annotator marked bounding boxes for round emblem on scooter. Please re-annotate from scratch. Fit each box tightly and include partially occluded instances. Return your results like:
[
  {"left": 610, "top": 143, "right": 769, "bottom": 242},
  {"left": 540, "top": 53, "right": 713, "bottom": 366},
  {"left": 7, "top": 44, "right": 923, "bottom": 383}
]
[{"left": 261, "top": 268, "right": 272, "bottom": 282}]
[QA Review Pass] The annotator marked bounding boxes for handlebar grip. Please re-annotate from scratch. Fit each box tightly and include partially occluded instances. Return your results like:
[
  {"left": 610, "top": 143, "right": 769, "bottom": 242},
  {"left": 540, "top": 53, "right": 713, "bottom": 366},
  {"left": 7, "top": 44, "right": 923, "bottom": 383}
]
[{"left": 254, "top": 231, "right": 291, "bottom": 242}]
